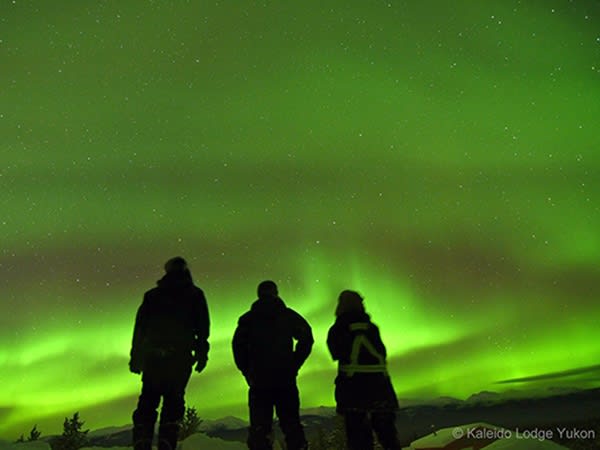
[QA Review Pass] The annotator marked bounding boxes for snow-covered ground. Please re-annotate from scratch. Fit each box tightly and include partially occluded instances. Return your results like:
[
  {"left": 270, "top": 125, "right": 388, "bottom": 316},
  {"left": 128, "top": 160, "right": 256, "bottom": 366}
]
[
  {"left": 407, "top": 422, "right": 569, "bottom": 450},
  {"left": 485, "top": 437, "right": 568, "bottom": 450},
  {"left": 0, "top": 433, "right": 247, "bottom": 450},
  {"left": 78, "top": 432, "right": 246, "bottom": 450},
  {"left": 176, "top": 432, "right": 246, "bottom": 449}
]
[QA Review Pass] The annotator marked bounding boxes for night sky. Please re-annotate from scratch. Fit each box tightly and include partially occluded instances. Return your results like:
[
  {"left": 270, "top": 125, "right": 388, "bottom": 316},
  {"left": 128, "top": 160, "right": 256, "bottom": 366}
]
[{"left": 2, "top": 0, "right": 600, "bottom": 439}]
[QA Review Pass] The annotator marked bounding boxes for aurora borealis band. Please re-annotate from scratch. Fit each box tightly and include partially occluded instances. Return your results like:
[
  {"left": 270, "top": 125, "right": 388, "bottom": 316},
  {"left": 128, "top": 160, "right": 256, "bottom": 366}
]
[{"left": 1, "top": 0, "right": 600, "bottom": 439}]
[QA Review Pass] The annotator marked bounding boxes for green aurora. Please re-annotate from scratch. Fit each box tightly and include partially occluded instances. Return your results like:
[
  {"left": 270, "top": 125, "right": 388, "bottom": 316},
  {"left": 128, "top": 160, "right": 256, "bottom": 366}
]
[{"left": 1, "top": 0, "right": 600, "bottom": 439}]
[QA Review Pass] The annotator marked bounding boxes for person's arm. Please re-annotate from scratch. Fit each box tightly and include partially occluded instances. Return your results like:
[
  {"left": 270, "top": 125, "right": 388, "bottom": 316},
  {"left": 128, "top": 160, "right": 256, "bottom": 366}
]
[
  {"left": 129, "top": 296, "right": 148, "bottom": 374},
  {"left": 232, "top": 314, "right": 250, "bottom": 377},
  {"left": 326, "top": 322, "right": 342, "bottom": 361},
  {"left": 291, "top": 311, "right": 314, "bottom": 370},
  {"left": 193, "top": 289, "right": 210, "bottom": 372}
]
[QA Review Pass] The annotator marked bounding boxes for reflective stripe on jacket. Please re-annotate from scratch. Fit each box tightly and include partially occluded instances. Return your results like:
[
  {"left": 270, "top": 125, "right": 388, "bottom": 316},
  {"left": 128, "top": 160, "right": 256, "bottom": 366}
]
[{"left": 339, "top": 322, "right": 388, "bottom": 376}]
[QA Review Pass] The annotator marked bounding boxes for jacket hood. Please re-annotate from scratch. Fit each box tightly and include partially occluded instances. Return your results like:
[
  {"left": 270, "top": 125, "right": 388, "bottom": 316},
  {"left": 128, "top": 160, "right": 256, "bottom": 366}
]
[
  {"left": 250, "top": 296, "right": 287, "bottom": 318},
  {"left": 157, "top": 270, "right": 194, "bottom": 289}
]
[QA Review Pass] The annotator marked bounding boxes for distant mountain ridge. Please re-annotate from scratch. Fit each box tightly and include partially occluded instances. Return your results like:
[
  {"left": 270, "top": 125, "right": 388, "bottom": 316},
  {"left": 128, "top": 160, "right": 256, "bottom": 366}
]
[{"left": 10, "top": 387, "right": 599, "bottom": 449}]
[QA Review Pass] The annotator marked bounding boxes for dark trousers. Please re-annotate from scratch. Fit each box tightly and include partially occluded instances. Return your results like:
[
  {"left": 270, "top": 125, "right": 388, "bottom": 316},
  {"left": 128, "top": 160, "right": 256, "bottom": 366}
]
[
  {"left": 343, "top": 411, "right": 400, "bottom": 450},
  {"left": 247, "top": 384, "right": 307, "bottom": 450},
  {"left": 132, "top": 361, "right": 192, "bottom": 450}
]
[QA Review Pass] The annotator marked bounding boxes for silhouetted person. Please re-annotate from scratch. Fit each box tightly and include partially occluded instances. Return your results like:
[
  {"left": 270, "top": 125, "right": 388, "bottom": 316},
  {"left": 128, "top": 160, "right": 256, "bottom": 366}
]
[
  {"left": 129, "top": 257, "right": 210, "bottom": 450},
  {"left": 327, "top": 290, "right": 401, "bottom": 450},
  {"left": 232, "top": 280, "right": 313, "bottom": 450}
]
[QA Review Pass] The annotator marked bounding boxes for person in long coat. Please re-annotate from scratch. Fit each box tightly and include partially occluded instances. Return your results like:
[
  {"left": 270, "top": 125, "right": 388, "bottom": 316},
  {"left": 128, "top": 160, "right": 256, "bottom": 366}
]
[{"left": 327, "top": 290, "right": 401, "bottom": 450}]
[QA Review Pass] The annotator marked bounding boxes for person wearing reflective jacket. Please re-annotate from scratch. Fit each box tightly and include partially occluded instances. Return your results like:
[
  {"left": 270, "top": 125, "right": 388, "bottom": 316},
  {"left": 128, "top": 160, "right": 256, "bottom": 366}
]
[{"left": 327, "top": 290, "right": 401, "bottom": 450}]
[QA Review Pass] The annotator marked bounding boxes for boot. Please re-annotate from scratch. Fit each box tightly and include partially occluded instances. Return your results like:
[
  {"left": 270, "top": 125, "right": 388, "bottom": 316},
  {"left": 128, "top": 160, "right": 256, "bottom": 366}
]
[
  {"left": 132, "top": 423, "right": 154, "bottom": 450},
  {"left": 158, "top": 422, "right": 180, "bottom": 450},
  {"left": 247, "top": 425, "right": 273, "bottom": 450}
]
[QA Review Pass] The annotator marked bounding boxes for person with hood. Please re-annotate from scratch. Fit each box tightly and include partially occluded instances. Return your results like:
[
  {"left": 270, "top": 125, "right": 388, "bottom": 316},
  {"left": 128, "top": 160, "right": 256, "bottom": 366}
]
[
  {"left": 327, "top": 290, "right": 401, "bottom": 450},
  {"left": 232, "top": 280, "right": 313, "bottom": 450},
  {"left": 129, "top": 257, "right": 210, "bottom": 450}
]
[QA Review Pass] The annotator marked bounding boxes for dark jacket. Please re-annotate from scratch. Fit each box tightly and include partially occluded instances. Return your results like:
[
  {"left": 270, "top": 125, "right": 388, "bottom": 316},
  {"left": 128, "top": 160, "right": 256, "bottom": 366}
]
[
  {"left": 232, "top": 296, "right": 313, "bottom": 388},
  {"left": 327, "top": 311, "right": 398, "bottom": 413},
  {"left": 130, "top": 271, "right": 210, "bottom": 372}
]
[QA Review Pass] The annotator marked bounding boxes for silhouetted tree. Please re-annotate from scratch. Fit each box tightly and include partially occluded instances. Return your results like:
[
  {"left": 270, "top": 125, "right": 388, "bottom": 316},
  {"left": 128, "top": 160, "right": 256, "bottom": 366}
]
[
  {"left": 178, "top": 406, "right": 203, "bottom": 440},
  {"left": 27, "top": 425, "right": 42, "bottom": 441},
  {"left": 15, "top": 425, "right": 41, "bottom": 443},
  {"left": 51, "top": 412, "right": 89, "bottom": 450}
]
